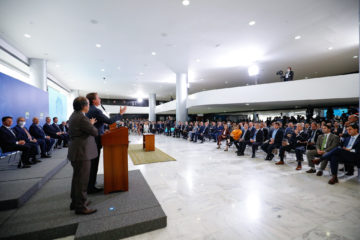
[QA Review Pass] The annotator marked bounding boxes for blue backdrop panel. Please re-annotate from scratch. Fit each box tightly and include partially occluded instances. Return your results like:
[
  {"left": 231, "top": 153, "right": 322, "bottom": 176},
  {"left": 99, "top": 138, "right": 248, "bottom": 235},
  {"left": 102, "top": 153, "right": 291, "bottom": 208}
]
[
  {"left": 0, "top": 72, "right": 49, "bottom": 128},
  {"left": 48, "top": 86, "right": 67, "bottom": 124}
]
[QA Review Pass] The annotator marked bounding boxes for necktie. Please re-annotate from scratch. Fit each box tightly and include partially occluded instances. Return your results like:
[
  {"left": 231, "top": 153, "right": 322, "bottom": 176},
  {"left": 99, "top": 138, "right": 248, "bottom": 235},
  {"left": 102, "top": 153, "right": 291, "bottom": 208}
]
[
  {"left": 346, "top": 137, "right": 355, "bottom": 149},
  {"left": 8, "top": 128, "right": 16, "bottom": 137},
  {"left": 23, "top": 128, "right": 32, "bottom": 140},
  {"left": 321, "top": 134, "right": 327, "bottom": 150}
]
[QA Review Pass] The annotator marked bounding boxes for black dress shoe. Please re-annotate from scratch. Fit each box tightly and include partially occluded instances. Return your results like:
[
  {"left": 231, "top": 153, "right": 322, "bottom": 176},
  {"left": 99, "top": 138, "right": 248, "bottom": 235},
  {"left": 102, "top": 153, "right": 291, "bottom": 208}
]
[
  {"left": 306, "top": 169, "right": 316, "bottom": 173},
  {"left": 75, "top": 208, "right": 97, "bottom": 215},
  {"left": 251, "top": 154, "right": 255, "bottom": 158},
  {"left": 19, "top": 165, "right": 31, "bottom": 168},
  {"left": 88, "top": 187, "right": 103, "bottom": 194},
  {"left": 345, "top": 172, "right": 354, "bottom": 176},
  {"left": 41, "top": 154, "right": 51, "bottom": 158}
]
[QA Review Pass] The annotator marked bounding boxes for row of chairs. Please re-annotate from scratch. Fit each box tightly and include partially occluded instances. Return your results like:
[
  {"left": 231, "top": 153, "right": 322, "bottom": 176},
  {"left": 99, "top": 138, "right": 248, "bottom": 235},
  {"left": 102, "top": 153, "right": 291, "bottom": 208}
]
[{"left": 0, "top": 139, "right": 59, "bottom": 171}]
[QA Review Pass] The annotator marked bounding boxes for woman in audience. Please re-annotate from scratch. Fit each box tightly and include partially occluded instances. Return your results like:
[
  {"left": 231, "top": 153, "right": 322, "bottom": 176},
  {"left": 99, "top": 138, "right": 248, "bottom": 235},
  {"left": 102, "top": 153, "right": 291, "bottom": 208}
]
[{"left": 217, "top": 124, "right": 230, "bottom": 150}]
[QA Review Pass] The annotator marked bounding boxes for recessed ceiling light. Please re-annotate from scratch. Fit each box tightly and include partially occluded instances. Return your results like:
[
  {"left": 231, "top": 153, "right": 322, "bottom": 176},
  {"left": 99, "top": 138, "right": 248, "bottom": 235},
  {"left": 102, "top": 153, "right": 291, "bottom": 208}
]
[
  {"left": 101, "top": 69, "right": 105, "bottom": 72},
  {"left": 294, "top": 35, "right": 301, "bottom": 40},
  {"left": 151, "top": 52, "right": 157, "bottom": 56},
  {"left": 353, "top": 55, "right": 358, "bottom": 59},
  {"left": 202, "top": 88, "right": 206, "bottom": 91},
  {"left": 139, "top": 72, "right": 144, "bottom": 76},
  {"left": 96, "top": 44, "right": 102, "bottom": 48},
  {"left": 328, "top": 46, "right": 333, "bottom": 50},
  {"left": 24, "top": 33, "right": 31, "bottom": 38},
  {"left": 182, "top": 0, "right": 190, "bottom": 6},
  {"left": 225, "top": 81, "right": 228, "bottom": 84},
  {"left": 245, "top": 103, "right": 250, "bottom": 106},
  {"left": 248, "top": 21, "right": 256, "bottom": 26},
  {"left": 196, "top": 59, "right": 200, "bottom": 62},
  {"left": 200, "top": 78, "right": 204, "bottom": 81}
]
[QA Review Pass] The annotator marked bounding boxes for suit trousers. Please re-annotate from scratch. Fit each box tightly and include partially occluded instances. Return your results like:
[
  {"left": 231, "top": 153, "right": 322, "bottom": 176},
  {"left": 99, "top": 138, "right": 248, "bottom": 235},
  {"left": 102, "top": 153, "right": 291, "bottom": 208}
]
[
  {"left": 329, "top": 149, "right": 360, "bottom": 176},
  {"left": 71, "top": 160, "right": 90, "bottom": 211},
  {"left": 261, "top": 142, "right": 279, "bottom": 156},
  {"left": 306, "top": 149, "right": 328, "bottom": 170},
  {"left": 252, "top": 142, "right": 263, "bottom": 155},
  {"left": 88, "top": 136, "right": 102, "bottom": 191}
]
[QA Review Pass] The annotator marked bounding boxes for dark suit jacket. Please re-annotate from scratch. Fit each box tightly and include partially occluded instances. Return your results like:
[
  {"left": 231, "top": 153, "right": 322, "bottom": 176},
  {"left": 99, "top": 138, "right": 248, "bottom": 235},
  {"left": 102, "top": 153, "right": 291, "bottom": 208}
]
[
  {"left": 262, "top": 128, "right": 269, "bottom": 140},
  {"left": 294, "top": 131, "right": 309, "bottom": 147},
  {"left": 269, "top": 128, "right": 284, "bottom": 146},
  {"left": 342, "top": 135, "right": 360, "bottom": 155},
  {"left": 13, "top": 125, "right": 32, "bottom": 142},
  {"left": 315, "top": 133, "right": 339, "bottom": 152},
  {"left": 52, "top": 123, "right": 62, "bottom": 132},
  {"left": 86, "top": 105, "right": 116, "bottom": 136},
  {"left": 332, "top": 127, "right": 343, "bottom": 136},
  {"left": 284, "top": 70, "right": 294, "bottom": 81},
  {"left": 240, "top": 129, "right": 251, "bottom": 141},
  {"left": 252, "top": 129, "right": 264, "bottom": 143},
  {"left": 29, "top": 124, "right": 47, "bottom": 139},
  {"left": 59, "top": 124, "right": 69, "bottom": 133},
  {"left": 0, "top": 126, "right": 19, "bottom": 152},
  {"left": 43, "top": 123, "right": 58, "bottom": 138},
  {"left": 249, "top": 127, "right": 256, "bottom": 138},
  {"left": 67, "top": 111, "right": 98, "bottom": 161},
  {"left": 308, "top": 129, "right": 322, "bottom": 143}
]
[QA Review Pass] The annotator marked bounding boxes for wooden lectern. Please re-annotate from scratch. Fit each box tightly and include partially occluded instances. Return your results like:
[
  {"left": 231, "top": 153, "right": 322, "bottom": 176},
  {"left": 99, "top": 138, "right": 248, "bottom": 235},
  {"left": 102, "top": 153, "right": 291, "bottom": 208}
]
[
  {"left": 143, "top": 133, "right": 155, "bottom": 151},
  {"left": 101, "top": 125, "right": 129, "bottom": 194}
]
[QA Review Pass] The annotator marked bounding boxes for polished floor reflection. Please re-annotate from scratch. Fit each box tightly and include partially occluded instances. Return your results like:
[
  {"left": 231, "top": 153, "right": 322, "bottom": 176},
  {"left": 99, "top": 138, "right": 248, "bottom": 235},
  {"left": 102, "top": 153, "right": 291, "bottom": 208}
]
[{"left": 97, "top": 134, "right": 360, "bottom": 240}]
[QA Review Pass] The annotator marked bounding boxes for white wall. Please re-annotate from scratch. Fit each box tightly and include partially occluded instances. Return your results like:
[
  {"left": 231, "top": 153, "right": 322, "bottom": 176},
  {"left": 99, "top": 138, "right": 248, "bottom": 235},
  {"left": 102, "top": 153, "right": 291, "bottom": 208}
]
[
  {"left": 102, "top": 105, "right": 149, "bottom": 115},
  {"left": 156, "top": 73, "right": 358, "bottom": 114}
]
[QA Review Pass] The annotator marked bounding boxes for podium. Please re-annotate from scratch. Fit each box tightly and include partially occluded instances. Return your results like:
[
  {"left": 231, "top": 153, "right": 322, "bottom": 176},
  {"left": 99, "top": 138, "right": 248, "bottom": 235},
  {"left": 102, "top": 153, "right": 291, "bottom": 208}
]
[
  {"left": 101, "top": 126, "right": 129, "bottom": 194},
  {"left": 143, "top": 134, "right": 155, "bottom": 151}
]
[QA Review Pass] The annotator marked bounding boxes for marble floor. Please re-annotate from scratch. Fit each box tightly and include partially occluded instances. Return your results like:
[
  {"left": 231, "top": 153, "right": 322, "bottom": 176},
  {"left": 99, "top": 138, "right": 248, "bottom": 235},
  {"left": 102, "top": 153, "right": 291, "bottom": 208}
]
[{"left": 66, "top": 134, "right": 360, "bottom": 240}]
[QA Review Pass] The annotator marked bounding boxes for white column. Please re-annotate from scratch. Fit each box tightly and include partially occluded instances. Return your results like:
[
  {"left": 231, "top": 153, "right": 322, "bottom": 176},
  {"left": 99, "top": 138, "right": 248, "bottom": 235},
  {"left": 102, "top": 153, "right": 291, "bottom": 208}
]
[
  {"left": 29, "top": 58, "right": 47, "bottom": 91},
  {"left": 149, "top": 93, "right": 156, "bottom": 121},
  {"left": 176, "top": 73, "right": 188, "bottom": 122}
]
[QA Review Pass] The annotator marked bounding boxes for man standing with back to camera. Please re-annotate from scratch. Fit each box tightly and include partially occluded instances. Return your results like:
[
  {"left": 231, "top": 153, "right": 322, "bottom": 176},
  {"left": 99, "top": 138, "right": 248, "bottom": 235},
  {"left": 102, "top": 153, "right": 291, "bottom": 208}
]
[{"left": 85, "top": 92, "right": 127, "bottom": 194}]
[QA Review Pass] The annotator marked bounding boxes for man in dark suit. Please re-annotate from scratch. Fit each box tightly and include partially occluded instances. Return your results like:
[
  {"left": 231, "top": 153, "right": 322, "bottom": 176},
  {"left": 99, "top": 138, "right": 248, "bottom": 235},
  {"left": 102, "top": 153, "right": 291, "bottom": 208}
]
[
  {"left": 68, "top": 96, "right": 98, "bottom": 214},
  {"left": 306, "top": 125, "right": 339, "bottom": 176},
  {"left": 313, "top": 123, "right": 360, "bottom": 185},
  {"left": 86, "top": 92, "right": 127, "bottom": 193},
  {"left": 250, "top": 123, "right": 264, "bottom": 158},
  {"left": 235, "top": 123, "right": 251, "bottom": 156},
  {"left": 194, "top": 121, "right": 205, "bottom": 143},
  {"left": 283, "top": 67, "right": 294, "bottom": 81},
  {"left": 13, "top": 117, "right": 50, "bottom": 159},
  {"left": 276, "top": 123, "right": 308, "bottom": 170},
  {"left": 0, "top": 116, "right": 36, "bottom": 167},
  {"left": 43, "top": 117, "right": 67, "bottom": 148},
  {"left": 307, "top": 122, "right": 322, "bottom": 150},
  {"left": 261, "top": 122, "right": 284, "bottom": 160},
  {"left": 29, "top": 117, "right": 55, "bottom": 155},
  {"left": 59, "top": 121, "right": 69, "bottom": 133},
  {"left": 52, "top": 117, "right": 69, "bottom": 147}
]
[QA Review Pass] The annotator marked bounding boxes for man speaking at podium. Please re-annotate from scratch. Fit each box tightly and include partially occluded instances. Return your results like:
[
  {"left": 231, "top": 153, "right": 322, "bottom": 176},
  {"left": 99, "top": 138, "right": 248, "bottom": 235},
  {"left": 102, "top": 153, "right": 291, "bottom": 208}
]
[{"left": 86, "top": 92, "right": 127, "bottom": 194}]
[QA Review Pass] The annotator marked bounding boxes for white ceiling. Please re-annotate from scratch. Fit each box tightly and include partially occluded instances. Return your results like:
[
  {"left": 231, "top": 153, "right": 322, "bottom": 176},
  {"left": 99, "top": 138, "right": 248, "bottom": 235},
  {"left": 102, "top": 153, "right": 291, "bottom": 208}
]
[{"left": 0, "top": 0, "right": 358, "bottom": 100}]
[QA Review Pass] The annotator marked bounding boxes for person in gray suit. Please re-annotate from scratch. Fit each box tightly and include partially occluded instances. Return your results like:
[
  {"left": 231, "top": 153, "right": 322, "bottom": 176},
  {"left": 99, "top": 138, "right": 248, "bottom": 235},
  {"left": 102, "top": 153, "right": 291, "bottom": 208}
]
[
  {"left": 306, "top": 124, "right": 339, "bottom": 176},
  {"left": 67, "top": 97, "right": 98, "bottom": 215}
]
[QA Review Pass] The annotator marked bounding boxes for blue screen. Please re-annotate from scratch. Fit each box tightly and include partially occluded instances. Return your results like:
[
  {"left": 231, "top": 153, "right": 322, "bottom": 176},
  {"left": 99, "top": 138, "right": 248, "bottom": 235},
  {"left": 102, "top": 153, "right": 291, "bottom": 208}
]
[
  {"left": 48, "top": 86, "right": 67, "bottom": 123},
  {"left": 0, "top": 72, "right": 49, "bottom": 128},
  {"left": 324, "top": 108, "right": 348, "bottom": 117}
]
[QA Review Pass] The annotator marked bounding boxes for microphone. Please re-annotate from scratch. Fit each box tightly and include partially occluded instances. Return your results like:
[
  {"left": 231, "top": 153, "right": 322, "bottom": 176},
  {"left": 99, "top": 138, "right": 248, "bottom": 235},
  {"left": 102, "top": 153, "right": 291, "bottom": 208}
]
[{"left": 101, "top": 104, "right": 106, "bottom": 111}]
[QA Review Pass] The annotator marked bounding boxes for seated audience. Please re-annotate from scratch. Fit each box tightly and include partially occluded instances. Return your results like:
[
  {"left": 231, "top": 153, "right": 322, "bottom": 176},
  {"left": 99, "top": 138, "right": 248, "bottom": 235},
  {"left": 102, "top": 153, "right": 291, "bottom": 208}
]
[
  {"left": 52, "top": 117, "right": 69, "bottom": 147},
  {"left": 43, "top": 117, "right": 68, "bottom": 148},
  {"left": 234, "top": 123, "right": 250, "bottom": 156},
  {"left": 307, "top": 122, "right": 322, "bottom": 150},
  {"left": 249, "top": 123, "right": 264, "bottom": 158},
  {"left": 217, "top": 123, "right": 230, "bottom": 150},
  {"left": 13, "top": 117, "right": 50, "bottom": 159},
  {"left": 0, "top": 116, "right": 37, "bottom": 167},
  {"left": 313, "top": 123, "right": 360, "bottom": 184},
  {"left": 29, "top": 117, "right": 56, "bottom": 154},
  {"left": 306, "top": 125, "right": 339, "bottom": 176},
  {"left": 276, "top": 123, "right": 308, "bottom": 170},
  {"left": 229, "top": 125, "right": 242, "bottom": 149},
  {"left": 261, "top": 122, "right": 284, "bottom": 160},
  {"left": 59, "top": 121, "right": 69, "bottom": 133},
  {"left": 190, "top": 122, "right": 199, "bottom": 141}
]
